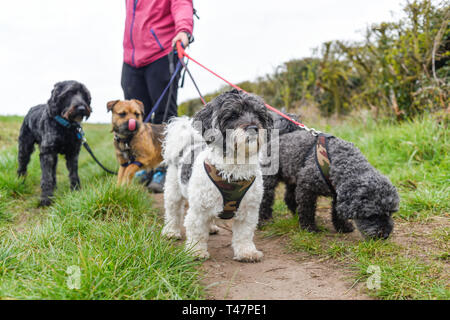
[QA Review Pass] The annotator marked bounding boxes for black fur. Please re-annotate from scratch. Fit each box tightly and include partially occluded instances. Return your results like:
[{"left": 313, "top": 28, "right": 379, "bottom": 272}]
[
  {"left": 260, "top": 113, "right": 399, "bottom": 239},
  {"left": 271, "top": 112, "right": 302, "bottom": 135},
  {"left": 17, "top": 81, "right": 92, "bottom": 206}
]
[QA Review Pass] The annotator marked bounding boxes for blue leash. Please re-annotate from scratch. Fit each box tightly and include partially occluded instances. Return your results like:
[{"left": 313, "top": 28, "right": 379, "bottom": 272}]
[{"left": 144, "top": 60, "right": 183, "bottom": 123}]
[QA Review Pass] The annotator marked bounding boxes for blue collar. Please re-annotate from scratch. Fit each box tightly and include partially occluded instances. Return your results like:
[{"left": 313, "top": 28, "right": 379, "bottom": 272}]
[
  {"left": 54, "top": 115, "right": 74, "bottom": 128},
  {"left": 54, "top": 115, "right": 85, "bottom": 141}
]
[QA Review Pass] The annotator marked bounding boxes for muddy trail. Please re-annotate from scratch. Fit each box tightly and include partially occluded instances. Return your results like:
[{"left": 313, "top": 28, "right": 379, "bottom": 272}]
[{"left": 151, "top": 194, "right": 370, "bottom": 300}]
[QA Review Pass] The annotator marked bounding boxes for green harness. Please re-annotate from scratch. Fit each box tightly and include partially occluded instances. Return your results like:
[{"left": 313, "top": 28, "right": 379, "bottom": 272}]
[
  {"left": 314, "top": 133, "right": 335, "bottom": 194},
  {"left": 204, "top": 161, "right": 256, "bottom": 220}
]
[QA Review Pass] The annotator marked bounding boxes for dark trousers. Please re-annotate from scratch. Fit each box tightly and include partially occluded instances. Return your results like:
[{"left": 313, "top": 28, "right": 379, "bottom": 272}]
[{"left": 121, "top": 54, "right": 179, "bottom": 124}]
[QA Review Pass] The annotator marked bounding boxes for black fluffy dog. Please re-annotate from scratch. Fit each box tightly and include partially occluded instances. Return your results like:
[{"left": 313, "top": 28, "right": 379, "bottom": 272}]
[
  {"left": 17, "top": 81, "right": 92, "bottom": 206},
  {"left": 260, "top": 114, "right": 399, "bottom": 239}
]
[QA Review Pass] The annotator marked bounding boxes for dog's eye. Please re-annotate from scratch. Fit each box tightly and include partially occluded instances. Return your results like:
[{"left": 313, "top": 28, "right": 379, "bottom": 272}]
[
  {"left": 119, "top": 112, "right": 126, "bottom": 117},
  {"left": 226, "top": 112, "right": 239, "bottom": 121},
  {"left": 135, "top": 113, "right": 140, "bottom": 117}
]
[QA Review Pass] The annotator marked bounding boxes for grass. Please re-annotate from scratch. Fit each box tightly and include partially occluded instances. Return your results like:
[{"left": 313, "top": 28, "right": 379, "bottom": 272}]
[
  {"left": 0, "top": 117, "right": 203, "bottom": 299},
  {"left": 0, "top": 113, "right": 448, "bottom": 300},
  {"left": 262, "top": 114, "right": 449, "bottom": 300}
]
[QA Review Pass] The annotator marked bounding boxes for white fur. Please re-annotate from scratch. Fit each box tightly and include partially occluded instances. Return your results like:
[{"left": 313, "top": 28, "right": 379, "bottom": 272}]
[{"left": 162, "top": 117, "right": 264, "bottom": 262}]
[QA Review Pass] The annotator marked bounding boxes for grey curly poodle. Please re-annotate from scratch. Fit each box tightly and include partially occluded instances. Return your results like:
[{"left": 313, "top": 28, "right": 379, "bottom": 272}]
[{"left": 260, "top": 114, "right": 399, "bottom": 239}]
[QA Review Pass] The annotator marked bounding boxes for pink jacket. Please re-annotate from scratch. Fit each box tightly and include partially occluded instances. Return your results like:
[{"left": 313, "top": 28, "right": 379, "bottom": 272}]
[{"left": 123, "top": 0, "right": 193, "bottom": 68}]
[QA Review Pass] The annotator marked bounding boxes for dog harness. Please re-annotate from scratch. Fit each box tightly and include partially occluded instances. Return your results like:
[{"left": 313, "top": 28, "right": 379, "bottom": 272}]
[
  {"left": 204, "top": 161, "right": 256, "bottom": 220},
  {"left": 314, "top": 133, "right": 335, "bottom": 194},
  {"left": 114, "top": 135, "right": 143, "bottom": 168},
  {"left": 121, "top": 160, "right": 143, "bottom": 168}
]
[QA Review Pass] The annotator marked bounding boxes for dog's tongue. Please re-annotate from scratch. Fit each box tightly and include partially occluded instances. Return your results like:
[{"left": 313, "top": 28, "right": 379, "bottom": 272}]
[{"left": 128, "top": 119, "right": 136, "bottom": 131}]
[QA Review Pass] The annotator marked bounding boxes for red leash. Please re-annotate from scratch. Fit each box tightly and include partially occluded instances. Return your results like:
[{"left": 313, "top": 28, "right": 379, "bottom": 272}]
[{"left": 176, "top": 42, "right": 308, "bottom": 129}]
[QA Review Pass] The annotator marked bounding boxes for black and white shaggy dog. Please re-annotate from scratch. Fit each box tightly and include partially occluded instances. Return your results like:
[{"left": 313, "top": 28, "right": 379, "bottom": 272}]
[
  {"left": 17, "top": 81, "right": 92, "bottom": 206},
  {"left": 260, "top": 114, "right": 399, "bottom": 239},
  {"left": 162, "top": 90, "right": 273, "bottom": 262}
]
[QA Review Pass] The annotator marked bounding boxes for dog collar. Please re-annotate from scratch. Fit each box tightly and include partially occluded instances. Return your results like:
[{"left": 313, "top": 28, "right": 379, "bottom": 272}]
[
  {"left": 204, "top": 160, "right": 256, "bottom": 220},
  {"left": 314, "top": 133, "right": 335, "bottom": 194},
  {"left": 54, "top": 115, "right": 85, "bottom": 141}
]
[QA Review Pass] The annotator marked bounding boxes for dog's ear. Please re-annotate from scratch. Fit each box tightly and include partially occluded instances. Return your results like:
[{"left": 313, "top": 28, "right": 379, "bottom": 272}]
[
  {"left": 47, "top": 82, "right": 66, "bottom": 117},
  {"left": 107, "top": 100, "right": 120, "bottom": 113},
  {"left": 193, "top": 103, "right": 214, "bottom": 137},
  {"left": 264, "top": 109, "right": 274, "bottom": 130},
  {"left": 78, "top": 83, "right": 92, "bottom": 119},
  {"left": 132, "top": 99, "right": 145, "bottom": 115},
  {"left": 80, "top": 83, "right": 92, "bottom": 118}
]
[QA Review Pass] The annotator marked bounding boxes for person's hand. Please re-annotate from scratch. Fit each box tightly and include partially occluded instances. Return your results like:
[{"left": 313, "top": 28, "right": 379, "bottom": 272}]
[{"left": 172, "top": 31, "right": 189, "bottom": 49}]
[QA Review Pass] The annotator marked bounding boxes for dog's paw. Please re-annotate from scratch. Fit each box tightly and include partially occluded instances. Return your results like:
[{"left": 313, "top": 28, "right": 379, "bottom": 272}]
[
  {"left": 335, "top": 221, "right": 355, "bottom": 233},
  {"left": 233, "top": 249, "right": 263, "bottom": 263},
  {"left": 300, "top": 223, "right": 320, "bottom": 233},
  {"left": 70, "top": 183, "right": 81, "bottom": 191},
  {"left": 39, "top": 198, "right": 52, "bottom": 207},
  {"left": 162, "top": 227, "right": 182, "bottom": 240},
  {"left": 17, "top": 170, "right": 27, "bottom": 178},
  {"left": 191, "top": 249, "right": 210, "bottom": 260},
  {"left": 209, "top": 224, "right": 220, "bottom": 235},
  {"left": 185, "top": 241, "right": 210, "bottom": 260}
]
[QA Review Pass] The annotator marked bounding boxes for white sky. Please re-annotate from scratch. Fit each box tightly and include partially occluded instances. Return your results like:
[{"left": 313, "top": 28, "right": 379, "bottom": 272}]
[{"left": 0, "top": 0, "right": 406, "bottom": 123}]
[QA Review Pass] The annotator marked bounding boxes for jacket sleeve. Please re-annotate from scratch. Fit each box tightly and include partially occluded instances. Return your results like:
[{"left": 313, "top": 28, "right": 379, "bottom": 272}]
[{"left": 170, "top": 0, "right": 194, "bottom": 35}]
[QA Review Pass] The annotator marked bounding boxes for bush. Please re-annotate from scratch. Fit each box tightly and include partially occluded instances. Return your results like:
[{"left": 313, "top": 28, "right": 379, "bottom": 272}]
[{"left": 179, "top": 0, "right": 449, "bottom": 119}]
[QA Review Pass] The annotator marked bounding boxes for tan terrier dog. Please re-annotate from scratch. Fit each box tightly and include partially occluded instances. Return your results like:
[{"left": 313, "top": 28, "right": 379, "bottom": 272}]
[{"left": 107, "top": 99, "right": 165, "bottom": 185}]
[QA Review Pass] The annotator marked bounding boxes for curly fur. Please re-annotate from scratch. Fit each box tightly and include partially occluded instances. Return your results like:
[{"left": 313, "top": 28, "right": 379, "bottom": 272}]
[
  {"left": 260, "top": 114, "right": 399, "bottom": 239},
  {"left": 162, "top": 90, "right": 273, "bottom": 261},
  {"left": 17, "top": 80, "right": 92, "bottom": 206},
  {"left": 271, "top": 112, "right": 302, "bottom": 135}
]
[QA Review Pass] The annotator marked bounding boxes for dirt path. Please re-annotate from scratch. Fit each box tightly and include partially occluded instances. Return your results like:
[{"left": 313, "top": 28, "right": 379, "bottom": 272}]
[{"left": 151, "top": 194, "right": 370, "bottom": 300}]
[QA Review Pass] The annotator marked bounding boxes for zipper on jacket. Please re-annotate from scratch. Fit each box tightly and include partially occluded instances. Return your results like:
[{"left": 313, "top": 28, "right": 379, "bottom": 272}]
[
  {"left": 150, "top": 28, "right": 165, "bottom": 51},
  {"left": 130, "top": 0, "right": 138, "bottom": 66}
]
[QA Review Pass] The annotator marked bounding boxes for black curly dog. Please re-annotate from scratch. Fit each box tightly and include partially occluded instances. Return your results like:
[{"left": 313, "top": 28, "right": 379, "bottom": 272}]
[
  {"left": 260, "top": 114, "right": 399, "bottom": 239},
  {"left": 17, "top": 81, "right": 92, "bottom": 206}
]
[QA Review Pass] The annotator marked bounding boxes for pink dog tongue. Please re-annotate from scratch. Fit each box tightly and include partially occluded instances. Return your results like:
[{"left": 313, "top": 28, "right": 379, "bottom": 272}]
[{"left": 128, "top": 119, "right": 136, "bottom": 131}]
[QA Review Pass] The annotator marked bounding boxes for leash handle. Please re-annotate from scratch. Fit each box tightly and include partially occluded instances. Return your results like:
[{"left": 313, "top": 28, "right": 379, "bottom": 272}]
[{"left": 176, "top": 41, "right": 185, "bottom": 60}]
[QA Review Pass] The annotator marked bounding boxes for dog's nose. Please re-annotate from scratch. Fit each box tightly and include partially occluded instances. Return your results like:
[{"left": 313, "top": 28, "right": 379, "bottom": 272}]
[{"left": 77, "top": 105, "right": 86, "bottom": 112}]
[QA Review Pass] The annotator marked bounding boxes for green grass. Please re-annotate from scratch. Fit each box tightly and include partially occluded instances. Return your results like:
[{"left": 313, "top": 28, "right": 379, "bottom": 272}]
[
  {"left": 1, "top": 114, "right": 448, "bottom": 300},
  {"left": 263, "top": 114, "right": 449, "bottom": 300},
  {"left": 0, "top": 117, "right": 203, "bottom": 300}
]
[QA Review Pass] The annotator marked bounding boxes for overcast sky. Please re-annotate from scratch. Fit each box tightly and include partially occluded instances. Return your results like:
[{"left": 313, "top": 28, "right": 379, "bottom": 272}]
[{"left": 0, "top": 0, "right": 407, "bottom": 123}]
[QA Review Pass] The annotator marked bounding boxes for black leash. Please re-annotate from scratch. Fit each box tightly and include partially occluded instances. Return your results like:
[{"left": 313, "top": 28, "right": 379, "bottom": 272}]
[
  {"left": 54, "top": 116, "right": 117, "bottom": 175},
  {"left": 179, "top": 54, "right": 206, "bottom": 105},
  {"left": 82, "top": 141, "right": 117, "bottom": 175}
]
